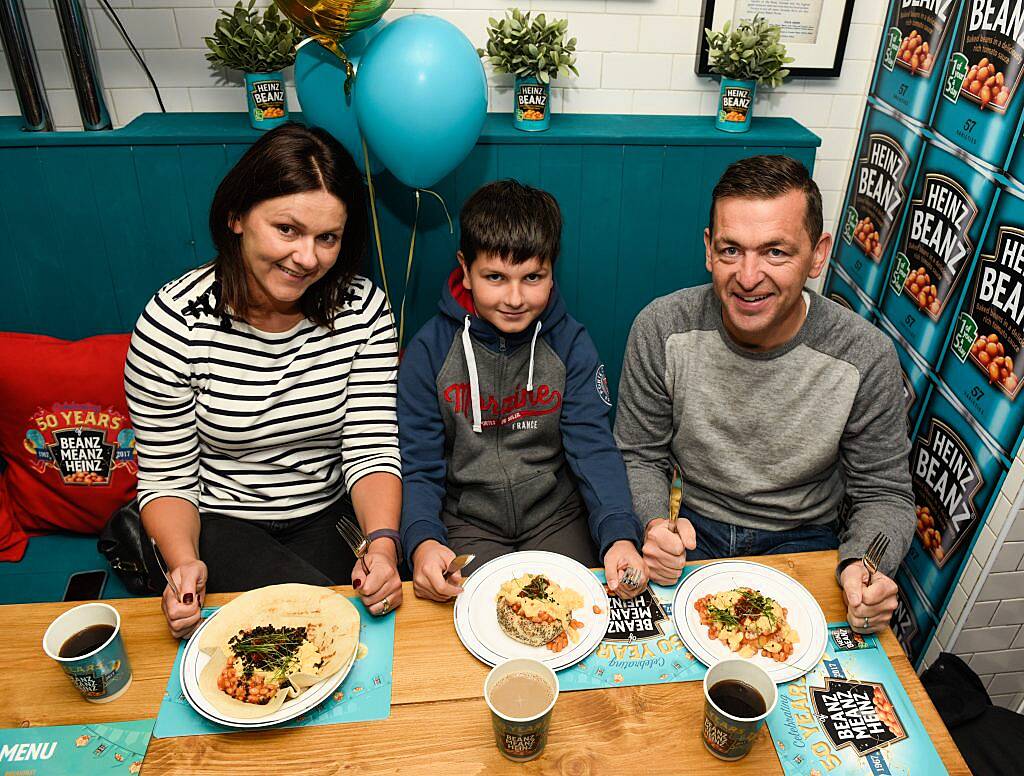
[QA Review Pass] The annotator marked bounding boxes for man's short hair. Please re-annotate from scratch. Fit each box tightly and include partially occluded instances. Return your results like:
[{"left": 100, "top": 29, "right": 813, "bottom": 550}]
[
  {"left": 708, "top": 155, "right": 824, "bottom": 245},
  {"left": 459, "top": 179, "right": 562, "bottom": 267}
]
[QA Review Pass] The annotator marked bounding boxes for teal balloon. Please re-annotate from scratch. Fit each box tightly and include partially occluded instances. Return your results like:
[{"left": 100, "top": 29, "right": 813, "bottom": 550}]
[
  {"left": 294, "top": 20, "right": 388, "bottom": 175},
  {"left": 354, "top": 15, "right": 487, "bottom": 189}
]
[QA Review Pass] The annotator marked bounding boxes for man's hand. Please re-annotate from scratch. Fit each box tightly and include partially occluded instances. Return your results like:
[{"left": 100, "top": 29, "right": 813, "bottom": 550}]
[
  {"left": 840, "top": 560, "right": 899, "bottom": 634},
  {"left": 603, "top": 540, "right": 649, "bottom": 599},
  {"left": 642, "top": 518, "right": 696, "bottom": 585},
  {"left": 411, "top": 540, "right": 465, "bottom": 602}
]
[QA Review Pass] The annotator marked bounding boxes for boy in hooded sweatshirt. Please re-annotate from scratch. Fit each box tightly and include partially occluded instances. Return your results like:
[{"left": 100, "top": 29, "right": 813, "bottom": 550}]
[{"left": 398, "top": 180, "right": 649, "bottom": 602}]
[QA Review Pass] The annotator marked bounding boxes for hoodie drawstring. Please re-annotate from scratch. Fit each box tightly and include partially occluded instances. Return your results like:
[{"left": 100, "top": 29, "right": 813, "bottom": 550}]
[
  {"left": 462, "top": 316, "right": 483, "bottom": 433},
  {"left": 527, "top": 320, "right": 542, "bottom": 391}
]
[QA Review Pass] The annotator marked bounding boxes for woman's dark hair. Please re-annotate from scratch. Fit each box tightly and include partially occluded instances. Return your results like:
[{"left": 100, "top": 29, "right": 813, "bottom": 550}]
[
  {"left": 709, "top": 155, "right": 823, "bottom": 245},
  {"left": 459, "top": 179, "right": 562, "bottom": 267},
  {"left": 208, "top": 123, "right": 368, "bottom": 328}
]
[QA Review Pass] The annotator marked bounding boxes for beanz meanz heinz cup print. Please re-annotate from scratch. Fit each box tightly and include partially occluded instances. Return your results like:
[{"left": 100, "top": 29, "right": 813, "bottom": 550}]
[
  {"left": 880, "top": 136, "right": 999, "bottom": 368},
  {"left": 834, "top": 102, "right": 925, "bottom": 303},
  {"left": 942, "top": 181, "right": 1024, "bottom": 459},
  {"left": 872, "top": 0, "right": 963, "bottom": 124},
  {"left": 933, "top": 0, "right": 1024, "bottom": 171}
]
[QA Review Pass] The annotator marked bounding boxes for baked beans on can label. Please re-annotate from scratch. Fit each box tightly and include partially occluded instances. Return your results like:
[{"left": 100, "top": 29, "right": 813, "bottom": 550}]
[
  {"left": 879, "top": 137, "right": 999, "bottom": 368},
  {"left": 940, "top": 181, "right": 1024, "bottom": 458},
  {"left": 834, "top": 102, "right": 925, "bottom": 302},
  {"left": 933, "top": 0, "right": 1024, "bottom": 170},
  {"left": 872, "top": 0, "right": 963, "bottom": 124},
  {"left": 894, "top": 565, "right": 938, "bottom": 665},
  {"left": 903, "top": 385, "right": 1007, "bottom": 610},
  {"left": 878, "top": 313, "right": 934, "bottom": 436},
  {"left": 822, "top": 262, "right": 875, "bottom": 321}
]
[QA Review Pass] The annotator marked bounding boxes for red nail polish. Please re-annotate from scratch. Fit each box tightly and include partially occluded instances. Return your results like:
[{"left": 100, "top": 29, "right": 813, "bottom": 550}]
[
  {"left": 183, "top": 593, "right": 194, "bottom": 605},
  {"left": 353, "top": 579, "right": 362, "bottom": 589}
]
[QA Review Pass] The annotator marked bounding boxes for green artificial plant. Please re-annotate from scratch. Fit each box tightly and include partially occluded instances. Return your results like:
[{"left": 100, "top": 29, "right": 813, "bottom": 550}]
[
  {"left": 479, "top": 8, "right": 578, "bottom": 84},
  {"left": 705, "top": 14, "right": 793, "bottom": 87},
  {"left": 204, "top": 0, "right": 298, "bottom": 74}
]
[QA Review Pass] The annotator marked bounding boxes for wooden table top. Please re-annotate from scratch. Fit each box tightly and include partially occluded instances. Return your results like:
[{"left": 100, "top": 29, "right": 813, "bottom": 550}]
[{"left": 2, "top": 550, "right": 968, "bottom": 775}]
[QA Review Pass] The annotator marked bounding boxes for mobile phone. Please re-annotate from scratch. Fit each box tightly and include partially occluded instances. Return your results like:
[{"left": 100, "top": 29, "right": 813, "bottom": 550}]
[{"left": 63, "top": 570, "right": 108, "bottom": 602}]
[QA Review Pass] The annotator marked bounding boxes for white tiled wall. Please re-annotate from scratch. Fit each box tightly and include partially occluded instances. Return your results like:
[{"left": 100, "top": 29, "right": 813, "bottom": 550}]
[
  {"left": 1, "top": 0, "right": 888, "bottom": 236},
  {"left": 923, "top": 454, "right": 1024, "bottom": 714}
]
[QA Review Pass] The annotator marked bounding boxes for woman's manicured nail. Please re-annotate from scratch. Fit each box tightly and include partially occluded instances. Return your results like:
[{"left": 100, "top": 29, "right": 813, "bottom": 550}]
[{"left": 353, "top": 579, "right": 362, "bottom": 589}]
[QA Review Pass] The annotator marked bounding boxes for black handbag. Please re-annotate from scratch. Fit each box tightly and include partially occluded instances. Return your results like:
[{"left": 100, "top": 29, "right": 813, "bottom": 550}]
[{"left": 97, "top": 501, "right": 166, "bottom": 595}]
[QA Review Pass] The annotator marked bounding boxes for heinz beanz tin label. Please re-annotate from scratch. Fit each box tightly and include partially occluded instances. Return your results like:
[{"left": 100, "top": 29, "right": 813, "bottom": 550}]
[
  {"left": 823, "top": 263, "right": 875, "bottom": 321},
  {"left": 904, "top": 386, "right": 1007, "bottom": 609},
  {"left": 933, "top": 0, "right": 1024, "bottom": 170},
  {"left": 880, "top": 137, "right": 998, "bottom": 369},
  {"left": 941, "top": 181, "right": 1024, "bottom": 458},
  {"left": 835, "top": 102, "right": 924, "bottom": 303},
  {"left": 878, "top": 314, "right": 933, "bottom": 437},
  {"left": 872, "top": 0, "right": 963, "bottom": 124},
  {"left": 893, "top": 566, "right": 938, "bottom": 665}
]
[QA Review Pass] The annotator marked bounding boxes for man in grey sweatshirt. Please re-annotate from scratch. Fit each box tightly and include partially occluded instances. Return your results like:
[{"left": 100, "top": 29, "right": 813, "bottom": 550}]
[{"left": 614, "top": 155, "right": 914, "bottom": 634}]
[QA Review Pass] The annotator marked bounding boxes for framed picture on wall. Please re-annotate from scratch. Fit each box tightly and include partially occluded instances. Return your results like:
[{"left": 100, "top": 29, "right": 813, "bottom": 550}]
[{"left": 695, "top": 0, "right": 857, "bottom": 78}]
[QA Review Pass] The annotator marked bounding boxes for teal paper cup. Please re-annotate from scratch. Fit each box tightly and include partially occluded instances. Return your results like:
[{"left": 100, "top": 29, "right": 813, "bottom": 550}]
[
  {"left": 43, "top": 603, "right": 132, "bottom": 703},
  {"left": 484, "top": 658, "right": 559, "bottom": 762}
]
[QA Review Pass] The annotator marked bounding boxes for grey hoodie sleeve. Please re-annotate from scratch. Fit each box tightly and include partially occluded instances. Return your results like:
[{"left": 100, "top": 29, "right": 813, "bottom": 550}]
[
  {"left": 838, "top": 338, "right": 915, "bottom": 579},
  {"left": 613, "top": 303, "right": 675, "bottom": 526}
]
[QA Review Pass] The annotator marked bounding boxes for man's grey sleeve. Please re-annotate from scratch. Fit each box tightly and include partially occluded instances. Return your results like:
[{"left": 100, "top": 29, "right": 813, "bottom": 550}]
[
  {"left": 613, "top": 306, "right": 676, "bottom": 527},
  {"left": 838, "top": 338, "right": 916, "bottom": 578}
]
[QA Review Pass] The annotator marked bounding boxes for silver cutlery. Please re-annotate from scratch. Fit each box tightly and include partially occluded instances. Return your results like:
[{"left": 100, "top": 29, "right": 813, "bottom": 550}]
[
  {"left": 443, "top": 553, "right": 476, "bottom": 580},
  {"left": 335, "top": 518, "right": 372, "bottom": 576},
  {"left": 150, "top": 536, "right": 182, "bottom": 604},
  {"left": 862, "top": 532, "right": 890, "bottom": 587}
]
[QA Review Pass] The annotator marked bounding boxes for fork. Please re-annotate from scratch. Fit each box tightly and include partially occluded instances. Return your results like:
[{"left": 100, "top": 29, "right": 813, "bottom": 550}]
[
  {"left": 150, "top": 537, "right": 182, "bottom": 604},
  {"left": 335, "top": 519, "right": 372, "bottom": 576},
  {"left": 667, "top": 464, "right": 682, "bottom": 533},
  {"left": 862, "top": 532, "right": 890, "bottom": 587}
]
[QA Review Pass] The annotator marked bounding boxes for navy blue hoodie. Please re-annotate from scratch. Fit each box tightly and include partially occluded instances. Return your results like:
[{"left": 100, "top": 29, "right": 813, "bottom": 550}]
[{"left": 398, "top": 267, "right": 644, "bottom": 565}]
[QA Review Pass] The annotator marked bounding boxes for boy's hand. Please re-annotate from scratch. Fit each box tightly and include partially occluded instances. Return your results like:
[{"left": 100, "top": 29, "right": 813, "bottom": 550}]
[
  {"left": 412, "top": 540, "right": 465, "bottom": 602},
  {"left": 642, "top": 517, "right": 696, "bottom": 586},
  {"left": 603, "top": 540, "right": 649, "bottom": 599}
]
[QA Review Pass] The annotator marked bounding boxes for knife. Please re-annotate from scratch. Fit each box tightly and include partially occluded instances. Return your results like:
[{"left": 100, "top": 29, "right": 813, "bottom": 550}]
[{"left": 443, "top": 553, "right": 476, "bottom": 580}]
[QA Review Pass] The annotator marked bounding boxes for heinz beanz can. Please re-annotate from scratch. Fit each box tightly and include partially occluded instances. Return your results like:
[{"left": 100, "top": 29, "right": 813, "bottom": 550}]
[
  {"left": 894, "top": 566, "right": 938, "bottom": 666},
  {"left": 933, "top": 0, "right": 1024, "bottom": 171},
  {"left": 941, "top": 180, "right": 1024, "bottom": 459},
  {"left": 822, "top": 262, "right": 875, "bottom": 321},
  {"left": 880, "top": 136, "right": 999, "bottom": 369},
  {"left": 872, "top": 0, "right": 963, "bottom": 125},
  {"left": 878, "top": 313, "right": 933, "bottom": 436},
  {"left": 834, "top": 101, "right": 925, "bottom": 303},
  {"left": 904, "top": 384, "right": 1007, "bottom": 611}
]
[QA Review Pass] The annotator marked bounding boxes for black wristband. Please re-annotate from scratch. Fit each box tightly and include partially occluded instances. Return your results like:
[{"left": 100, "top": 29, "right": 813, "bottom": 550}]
[{"left": 366, "top": 528, "right": 402, "bottom": 560}]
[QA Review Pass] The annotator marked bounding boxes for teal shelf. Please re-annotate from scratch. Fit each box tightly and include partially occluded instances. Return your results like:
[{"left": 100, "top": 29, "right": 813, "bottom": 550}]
[{"left": 0, "top": 111, "right": 820, "bottom": 148}]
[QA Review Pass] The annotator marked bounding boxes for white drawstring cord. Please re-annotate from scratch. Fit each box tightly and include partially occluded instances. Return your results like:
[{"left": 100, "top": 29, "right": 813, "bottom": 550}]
[
  {"left": 462, "top": 316, "right": 483, "bottom": 433},
  {"left": 526, "top": 319, "right": 543, "bottom": 391}
]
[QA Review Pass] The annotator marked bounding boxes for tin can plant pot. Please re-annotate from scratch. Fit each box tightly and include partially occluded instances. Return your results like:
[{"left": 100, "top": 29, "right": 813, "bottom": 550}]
[
  {"left": 480, "top": 9, "right": 577, "bottom": 132},
  {"left": 205, "top": 0, "right": 298, "bottom": 131},
  {"left": 716, "top": 77, "right": 756, "bottom": 132},
  {"left": 705, "top": 15, "right": 791, "bottom": 133}
]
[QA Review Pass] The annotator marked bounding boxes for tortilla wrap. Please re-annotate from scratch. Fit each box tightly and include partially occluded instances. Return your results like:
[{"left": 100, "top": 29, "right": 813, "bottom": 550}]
[{"left": 196, "top": 584, "right": 359, "bottom": 718}]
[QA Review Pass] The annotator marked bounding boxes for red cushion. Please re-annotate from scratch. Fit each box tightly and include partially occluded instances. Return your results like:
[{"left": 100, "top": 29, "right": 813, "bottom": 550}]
[{"left": 0, "top": 333, "right": 138, "bottom": 549}]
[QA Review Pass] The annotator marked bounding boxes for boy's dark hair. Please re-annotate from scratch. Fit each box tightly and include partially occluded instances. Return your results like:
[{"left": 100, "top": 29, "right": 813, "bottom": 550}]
[
  {"left": 709, "top": 155, "right": 823, "bottom": 245},
  {"left": 459, "top": 179, "right": 562, "bottom": 267},
  {"left": 208, "top": 122, "right": 368, "bottom": 329}
]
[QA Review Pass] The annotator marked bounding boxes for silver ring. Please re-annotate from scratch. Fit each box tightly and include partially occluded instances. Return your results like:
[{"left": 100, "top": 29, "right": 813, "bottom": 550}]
[
  {"left": 863, "top": 616, "right": 870, "bottom": 629},
  {"left": 380, "top": 597, "right": 391, "bottom": 615}
]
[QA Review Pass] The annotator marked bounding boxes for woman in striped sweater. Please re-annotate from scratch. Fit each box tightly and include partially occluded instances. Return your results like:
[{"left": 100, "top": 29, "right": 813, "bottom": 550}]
[{"left": 125, "top": 125, "right": 403, "bottom": 638}]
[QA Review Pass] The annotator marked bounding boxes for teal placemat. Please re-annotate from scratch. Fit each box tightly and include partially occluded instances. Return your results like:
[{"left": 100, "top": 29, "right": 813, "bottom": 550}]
[
  {"left": 766, "top": 623, "right": 947, "bottom": 775},
  {"left": 559, "top": 566, "right": 707, "bottom": 691},
  {"left": 153, "top": 600, "right": 394, "bottom": 738},
  {"left": 0, "top": 719, "right": 154, "bottom": 774}
]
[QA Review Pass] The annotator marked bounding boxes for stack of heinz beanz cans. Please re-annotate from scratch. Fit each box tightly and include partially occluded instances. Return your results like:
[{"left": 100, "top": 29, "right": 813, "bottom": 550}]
[{"left": 824, "top": 0, "right": 1024, "bottom": 666}]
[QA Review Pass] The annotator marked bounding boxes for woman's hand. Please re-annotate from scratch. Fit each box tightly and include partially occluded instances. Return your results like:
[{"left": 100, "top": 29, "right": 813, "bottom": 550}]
[
  {"left": 411, "top": 540, "right": 465, "bottom": 602},
  {"left": 162, "top": 558, "right": 207, "bottom": 639},
  {"left": 352, "top": 541, "right": 403, "bottom": 616},
  {"left": 603, "top": 540, "right": 650, "bottom": 599}
]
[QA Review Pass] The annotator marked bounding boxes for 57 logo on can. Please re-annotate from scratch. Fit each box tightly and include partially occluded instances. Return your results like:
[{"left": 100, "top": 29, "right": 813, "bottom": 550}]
[
  {"left": 951, "top": 312, "right": 980, "bottom": 363},
  {"left": 891, "top": 252, "right": 912, "bottom": 295},
  {"left": 943, "top": 52, "right": 969, "bottom": 102}
]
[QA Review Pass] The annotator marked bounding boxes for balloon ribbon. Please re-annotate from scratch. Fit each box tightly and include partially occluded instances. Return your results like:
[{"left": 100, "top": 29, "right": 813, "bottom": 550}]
[{"left": 399, "top": 189, "right": 453, "bottom": 348}]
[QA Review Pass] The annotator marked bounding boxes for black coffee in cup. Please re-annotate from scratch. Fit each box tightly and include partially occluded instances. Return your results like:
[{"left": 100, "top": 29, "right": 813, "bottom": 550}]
[
  {"left": 59, "top": 624, "right": 115, "bottom": 659},
  {"left": 709, "top": 679, "right": 766, "bottom": 718}
]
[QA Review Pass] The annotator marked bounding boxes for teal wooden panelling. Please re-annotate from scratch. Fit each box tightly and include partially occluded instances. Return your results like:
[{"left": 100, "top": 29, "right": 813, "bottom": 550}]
[{"left": 0, "top": 113, "right": 819, "bottom": 397}]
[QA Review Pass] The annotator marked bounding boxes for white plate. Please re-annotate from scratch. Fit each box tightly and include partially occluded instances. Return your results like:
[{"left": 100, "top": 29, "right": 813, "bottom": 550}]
[
  {"left": 671, "top": 560, "right": 827, "bottom": 684},
  {"left": 179, "top": 607, "right": 359, "bottom": 729},
  {"left": 453, "top": 550, "right": 610, "bottom": 672}
]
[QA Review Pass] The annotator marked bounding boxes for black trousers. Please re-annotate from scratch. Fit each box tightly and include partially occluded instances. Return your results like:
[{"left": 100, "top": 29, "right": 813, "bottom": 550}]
[{"left": 199, "top": 498, "right": 358, "bottom": 593}]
